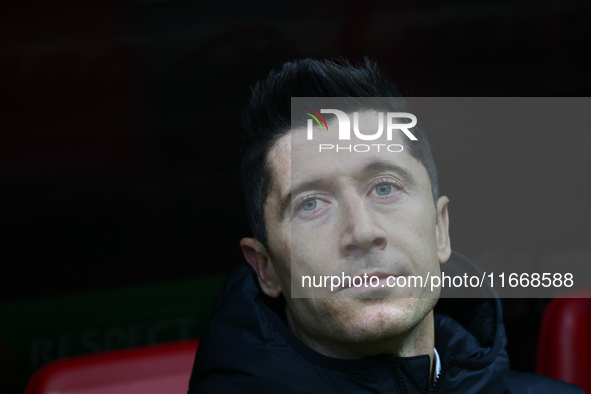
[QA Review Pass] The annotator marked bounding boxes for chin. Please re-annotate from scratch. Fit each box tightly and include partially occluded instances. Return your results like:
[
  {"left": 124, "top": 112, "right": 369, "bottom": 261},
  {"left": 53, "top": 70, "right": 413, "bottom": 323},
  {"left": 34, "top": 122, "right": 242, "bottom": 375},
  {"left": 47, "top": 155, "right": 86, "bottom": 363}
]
[{"left": 336, "top": 297, "right": 436, "bottom": 342}]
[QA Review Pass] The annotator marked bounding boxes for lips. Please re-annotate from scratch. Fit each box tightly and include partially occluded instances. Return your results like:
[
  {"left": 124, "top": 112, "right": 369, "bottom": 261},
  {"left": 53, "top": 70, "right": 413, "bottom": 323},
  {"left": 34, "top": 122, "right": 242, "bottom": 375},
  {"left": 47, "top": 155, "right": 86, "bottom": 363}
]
[{"left": 340, "top": 271, "right": 401, "bottom": 291}]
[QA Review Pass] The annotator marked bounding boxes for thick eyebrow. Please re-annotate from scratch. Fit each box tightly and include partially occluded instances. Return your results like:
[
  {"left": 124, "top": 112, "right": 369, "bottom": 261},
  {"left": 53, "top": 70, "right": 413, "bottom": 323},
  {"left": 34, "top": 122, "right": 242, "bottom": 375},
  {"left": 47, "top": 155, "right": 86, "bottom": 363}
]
[{"left": 278, "top": 160, "right": 417, "bottom": 219}]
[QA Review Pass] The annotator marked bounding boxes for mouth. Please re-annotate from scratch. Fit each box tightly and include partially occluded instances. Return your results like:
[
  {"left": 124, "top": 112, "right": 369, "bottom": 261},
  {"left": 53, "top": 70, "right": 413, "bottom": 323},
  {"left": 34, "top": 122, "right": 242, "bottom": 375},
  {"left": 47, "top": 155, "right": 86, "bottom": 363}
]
[{"left": 340, "top": 271, "right": 401, "bottom": 291}]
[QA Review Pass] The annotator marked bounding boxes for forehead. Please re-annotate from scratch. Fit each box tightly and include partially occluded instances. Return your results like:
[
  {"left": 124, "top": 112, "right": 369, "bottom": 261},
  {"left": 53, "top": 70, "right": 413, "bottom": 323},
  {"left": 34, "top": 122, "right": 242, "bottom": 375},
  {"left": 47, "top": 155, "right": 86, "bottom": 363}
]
[{"left": 266, "top": 111, "right": 429, "bottom": 200}]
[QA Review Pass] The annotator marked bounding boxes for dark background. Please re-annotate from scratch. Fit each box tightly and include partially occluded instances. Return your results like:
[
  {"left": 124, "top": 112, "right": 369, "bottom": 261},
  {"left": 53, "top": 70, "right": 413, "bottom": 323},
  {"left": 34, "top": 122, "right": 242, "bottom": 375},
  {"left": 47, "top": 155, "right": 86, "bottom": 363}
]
[{"left": 2, "top": 0, "right": 591, "bottom": 387}]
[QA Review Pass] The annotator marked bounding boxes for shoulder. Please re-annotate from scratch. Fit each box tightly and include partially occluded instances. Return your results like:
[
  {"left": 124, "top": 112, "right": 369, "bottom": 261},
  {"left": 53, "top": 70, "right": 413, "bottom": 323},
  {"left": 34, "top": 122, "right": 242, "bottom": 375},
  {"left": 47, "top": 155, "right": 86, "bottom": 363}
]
[{"left": 504, "top": 371, "right": 585, "bottom": 393}]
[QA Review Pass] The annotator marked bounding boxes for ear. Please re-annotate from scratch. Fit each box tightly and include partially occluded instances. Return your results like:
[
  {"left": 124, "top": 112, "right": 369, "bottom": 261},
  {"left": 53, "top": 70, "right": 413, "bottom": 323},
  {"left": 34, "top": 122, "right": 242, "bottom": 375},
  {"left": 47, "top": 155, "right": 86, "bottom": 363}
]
[
  {"left": 240, "top": 237, "right": 282, "bottom": 298},
  {"left": 435, "top": 196, "right": 451, "bottom": 264}
]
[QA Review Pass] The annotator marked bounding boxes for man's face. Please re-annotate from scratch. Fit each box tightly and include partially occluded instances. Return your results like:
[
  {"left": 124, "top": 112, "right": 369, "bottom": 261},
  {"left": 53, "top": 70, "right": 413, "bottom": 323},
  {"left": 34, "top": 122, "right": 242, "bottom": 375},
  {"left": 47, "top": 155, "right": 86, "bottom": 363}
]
[{"left": 245, "top": 111, "right": 451, "bottom": 357}]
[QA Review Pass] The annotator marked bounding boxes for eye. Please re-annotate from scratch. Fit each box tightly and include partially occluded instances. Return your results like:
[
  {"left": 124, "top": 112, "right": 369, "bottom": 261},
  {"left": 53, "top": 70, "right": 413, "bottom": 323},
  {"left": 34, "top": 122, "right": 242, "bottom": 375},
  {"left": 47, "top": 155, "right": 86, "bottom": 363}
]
[
  {"left": 294, "top": 194, "right": 329, "bottom": 218},
  {"left": 375, "top": 184, "right": 393, "bottom": 196},
  {"left": 301, "top": 199, "right": 318, "bottom": 211},
  {"left": 367, "top": 177, "right": 404, "bottom": 198}
]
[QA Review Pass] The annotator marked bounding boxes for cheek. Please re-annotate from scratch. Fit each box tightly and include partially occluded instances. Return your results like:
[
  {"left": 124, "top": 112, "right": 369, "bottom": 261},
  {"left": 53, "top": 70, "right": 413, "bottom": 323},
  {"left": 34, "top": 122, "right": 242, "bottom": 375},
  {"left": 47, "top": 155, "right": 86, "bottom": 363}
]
[
  {"left": 291, "top": 227, "right": 337, "bottom": 271},
  {"left": 389, "top": 204, "right": 437, "bottom": 249},
  {"left": 264, "top": 219, "right": 294, "bottom": 290},
  {"left": 291, "top": 298, "right": 357, "bottom": 334}
]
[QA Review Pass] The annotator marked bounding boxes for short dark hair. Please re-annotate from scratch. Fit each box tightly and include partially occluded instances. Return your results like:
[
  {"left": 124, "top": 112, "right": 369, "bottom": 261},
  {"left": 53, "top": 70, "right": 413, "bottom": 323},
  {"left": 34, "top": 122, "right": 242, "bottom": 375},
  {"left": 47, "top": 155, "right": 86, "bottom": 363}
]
[{"left": 240, "top": 58, "right": 438, "bottom": 248}]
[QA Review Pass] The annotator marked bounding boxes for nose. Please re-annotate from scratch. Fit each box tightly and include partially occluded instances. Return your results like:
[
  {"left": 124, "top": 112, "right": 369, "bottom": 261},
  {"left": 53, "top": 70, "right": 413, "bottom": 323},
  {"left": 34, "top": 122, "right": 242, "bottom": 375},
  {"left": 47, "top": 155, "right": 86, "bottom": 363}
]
[{"left": 339, "top": 194, "right": 388, "bottom": 256}]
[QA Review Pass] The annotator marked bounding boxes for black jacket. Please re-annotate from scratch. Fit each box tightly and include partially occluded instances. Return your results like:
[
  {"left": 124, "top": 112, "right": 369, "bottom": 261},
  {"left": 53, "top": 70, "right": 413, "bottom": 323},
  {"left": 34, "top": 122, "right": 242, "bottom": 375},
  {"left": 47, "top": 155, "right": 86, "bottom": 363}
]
[{"left": 189, "top": 252, "right": 584, "bottom": 393}]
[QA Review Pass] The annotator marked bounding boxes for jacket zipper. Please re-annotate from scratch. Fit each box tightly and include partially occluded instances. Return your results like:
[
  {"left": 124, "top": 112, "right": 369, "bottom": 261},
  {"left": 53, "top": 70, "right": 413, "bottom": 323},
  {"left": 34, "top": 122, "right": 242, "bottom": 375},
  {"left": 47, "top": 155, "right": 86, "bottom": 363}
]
[
  {"left": 393, "top": 359, "right": 408, "bottom": 394},
  {"left": 430, "top": 356, "right": 454, "bottom": 393},
  {"left": 385, "top": 357, "right": 409, "bottom": 393}
]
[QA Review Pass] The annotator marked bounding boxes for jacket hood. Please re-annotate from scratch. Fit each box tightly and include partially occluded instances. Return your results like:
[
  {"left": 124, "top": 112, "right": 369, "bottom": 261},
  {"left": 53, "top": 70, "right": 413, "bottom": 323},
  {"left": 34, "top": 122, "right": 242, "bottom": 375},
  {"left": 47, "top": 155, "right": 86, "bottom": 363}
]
[{"left": 190, "top": 251, "right": 511, "bottom": 393}]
